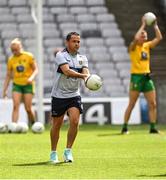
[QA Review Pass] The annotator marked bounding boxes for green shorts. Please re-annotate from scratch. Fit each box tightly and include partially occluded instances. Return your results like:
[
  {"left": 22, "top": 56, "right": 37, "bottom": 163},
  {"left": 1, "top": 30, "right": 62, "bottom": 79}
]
[
  {"left": 130, "top": 74, "right": 155, "bottom": 92},
  {"left": 12, "top": 83, "right": 35, "bottom": 94}
]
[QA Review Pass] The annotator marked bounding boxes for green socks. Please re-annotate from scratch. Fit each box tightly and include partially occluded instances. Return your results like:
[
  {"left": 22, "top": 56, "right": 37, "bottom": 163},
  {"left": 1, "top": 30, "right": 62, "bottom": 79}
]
[
  {"left": 123, "top": 123, "right": 128, "bottom": 129},
  {"left": 123, "top": 122, "right": 156, "bottom": 130},
  {"left": 150, "top": 122, "right": 156, "bottom": 130}
]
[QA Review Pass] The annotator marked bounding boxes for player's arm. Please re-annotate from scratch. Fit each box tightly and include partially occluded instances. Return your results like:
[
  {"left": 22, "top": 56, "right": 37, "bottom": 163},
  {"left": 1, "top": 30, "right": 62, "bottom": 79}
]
[
  {"left": 82, "top": 67, "right": 90, "bottom": 81},
  {"left": 149, "top": 21, "right": 163, "bottom": 49},
  {"left": 3, "top": 68, "right": 12, "bottom": 98},
  {"left": 128, "top": 40, "right": 138, "bottom": 52},
  {"left": 60, "top": 64, "right": 88, "bottom": 79},
  {"left": 27, "top": 60, "right": 38, "bottom": 84},
  {"left": 129, "top": 16, "right": 146, "bottom": 51}
]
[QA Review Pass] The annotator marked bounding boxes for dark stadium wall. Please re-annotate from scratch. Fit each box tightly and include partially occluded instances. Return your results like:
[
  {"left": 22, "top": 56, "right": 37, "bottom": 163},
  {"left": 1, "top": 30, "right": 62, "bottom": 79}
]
[{"left": 154, "top": 78, "right": 166, "bottom": 124}]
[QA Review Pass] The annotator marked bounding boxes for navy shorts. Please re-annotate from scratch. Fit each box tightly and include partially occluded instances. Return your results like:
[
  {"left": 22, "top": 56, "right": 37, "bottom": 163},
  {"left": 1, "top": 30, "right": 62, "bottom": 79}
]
[{"left": 51, "top": 96, "right": 83, "bottom": 117}]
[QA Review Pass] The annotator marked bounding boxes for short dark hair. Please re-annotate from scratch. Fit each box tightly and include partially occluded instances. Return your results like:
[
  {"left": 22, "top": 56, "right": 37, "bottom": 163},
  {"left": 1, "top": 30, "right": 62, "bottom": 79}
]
[{"left": 66, "top": 32, "right": 80, "bottom": 41}]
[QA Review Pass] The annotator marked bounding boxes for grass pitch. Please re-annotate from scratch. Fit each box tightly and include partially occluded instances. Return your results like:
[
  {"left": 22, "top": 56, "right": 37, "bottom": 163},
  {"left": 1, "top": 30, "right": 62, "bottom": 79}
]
[{"left": 0, "top": 124, "right": 166, "bottom": 179}]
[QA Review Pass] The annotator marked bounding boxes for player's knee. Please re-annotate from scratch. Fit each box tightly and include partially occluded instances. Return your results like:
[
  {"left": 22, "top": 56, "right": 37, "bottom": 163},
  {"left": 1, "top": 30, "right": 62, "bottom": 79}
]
[
  {"left": 13, "top": 104, "right": 19, "bottom": 111},
  {"left": 149, "top": 101, "right": 156, "bottom": 110},
  {"left": 70, "top": 118, "right": 79, "bottom": 127},
  {"left": 51, "top": 124, "right": 61, "bottom": 131},
  {"left": 25, "top": 107, "right": 32, "bottom": 114},
  {"left": 128, "top": 102, "right": 136, "bottom": 110},
  {"left": 52, "top": 119, "right": 63, "bottom": 129}
]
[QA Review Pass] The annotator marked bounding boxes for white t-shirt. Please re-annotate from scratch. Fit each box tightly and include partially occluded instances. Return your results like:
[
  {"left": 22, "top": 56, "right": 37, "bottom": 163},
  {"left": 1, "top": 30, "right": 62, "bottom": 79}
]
[{"left": 51, "top": 49, "right": 88, "bottom": 98}]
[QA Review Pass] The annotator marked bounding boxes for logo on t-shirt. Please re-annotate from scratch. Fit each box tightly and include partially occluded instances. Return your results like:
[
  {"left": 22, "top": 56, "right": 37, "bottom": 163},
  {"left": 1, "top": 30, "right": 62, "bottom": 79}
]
[
  {"left": 16, "top": 65, "right": 24, "bottom": 72},
  {"left": 141, "top": 51, "right": 148, "bottom": 60}
]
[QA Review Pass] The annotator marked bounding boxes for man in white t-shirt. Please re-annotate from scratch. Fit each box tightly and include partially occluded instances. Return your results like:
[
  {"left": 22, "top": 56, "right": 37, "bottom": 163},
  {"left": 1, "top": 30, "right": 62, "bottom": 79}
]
[{"left": 50, "top": 32, "right": 89, "bottom": 163}]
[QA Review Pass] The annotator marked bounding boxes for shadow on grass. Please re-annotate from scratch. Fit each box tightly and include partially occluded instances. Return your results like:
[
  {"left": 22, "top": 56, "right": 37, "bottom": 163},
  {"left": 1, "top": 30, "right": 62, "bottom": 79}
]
[
  {"left": 97, "top": 130, "right": 166, "bottom": 137},
  {"left": 97, "top": 132, "right": 145, "bottom": 136},
  {"left": 13, "top": 161, "right": 66, "bottom": 166},
  {"left": 97, "top": 133, "right": 122, "bottom": 137},
  {"left": 138, "top": 174, "right": 166, "bottom": 177}
]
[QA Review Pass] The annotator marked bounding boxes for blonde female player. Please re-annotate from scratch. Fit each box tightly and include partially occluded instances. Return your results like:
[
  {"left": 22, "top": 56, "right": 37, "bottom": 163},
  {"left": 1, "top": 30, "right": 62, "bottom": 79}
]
[
  {"left": 121, "top": 16, "right": 162, "bottom": 134},
  {"left": 3, "top": 38, "right": 38, "bottom": 124}
]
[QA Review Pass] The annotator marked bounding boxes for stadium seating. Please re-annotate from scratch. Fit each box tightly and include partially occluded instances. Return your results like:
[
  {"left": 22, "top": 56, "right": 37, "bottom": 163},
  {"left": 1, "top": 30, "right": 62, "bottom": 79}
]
[
  {"left": 0, "top": 0, "right": 130, "bottom": 98},
  {"left": 8, "top": 0, "right": 27, "bottom": 6},
  {"left": 89, "top": 6, "right": 108, "bottom": 14},
  {"left": 0, "top": 0, "right": 7, "bottom": 6},
  {"left": 50, "top": 7, "right": 68, "bottom": 14},
  {"left": 68, "top": 0, "right": 86, "bottom": 6},
  {"left": 86, "top": 0, "right": 105, "bottom": 6},
  {"left": 69, "top": 7, "right": 88, "bottom": 14}
]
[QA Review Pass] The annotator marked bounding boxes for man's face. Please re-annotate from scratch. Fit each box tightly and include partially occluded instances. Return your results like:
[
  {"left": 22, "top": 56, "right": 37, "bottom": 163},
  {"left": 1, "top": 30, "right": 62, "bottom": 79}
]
[{"left": 66, "top": 35, "right": 80, "bottom": 53}]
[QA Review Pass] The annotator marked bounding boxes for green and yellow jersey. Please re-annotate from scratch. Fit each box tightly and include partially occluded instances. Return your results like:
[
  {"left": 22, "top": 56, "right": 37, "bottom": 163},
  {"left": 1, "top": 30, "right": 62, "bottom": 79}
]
[
  {"left": 7, "top": 51, "right": 36, "bottom": 85},
  {"left": 129, "top": 41, "right": 152, "bottom": 74}
]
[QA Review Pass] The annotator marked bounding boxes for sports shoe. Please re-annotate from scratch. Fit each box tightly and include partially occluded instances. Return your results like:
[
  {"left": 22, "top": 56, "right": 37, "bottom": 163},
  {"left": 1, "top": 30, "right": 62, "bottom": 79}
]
[
  {"left": 63, "top": 149, "right": 73, "bottom": 163},
  {"left": 121, "top": 127, "right": 129, "bottom": 134},
  {"left": 50, "top": 151, "right": 59, "bottom": 164},
  {"left": 149, "top": 128, "right": 159, "bottom": 134}
]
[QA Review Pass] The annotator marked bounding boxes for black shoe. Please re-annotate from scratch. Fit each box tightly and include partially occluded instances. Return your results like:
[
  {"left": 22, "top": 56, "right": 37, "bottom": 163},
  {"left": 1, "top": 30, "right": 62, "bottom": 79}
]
[
  {"left": 149, "top": 128, "right": 159, "bottom": 134},
  {"left": 121, "top": 127, "right": 129, "bottom": 134}
]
